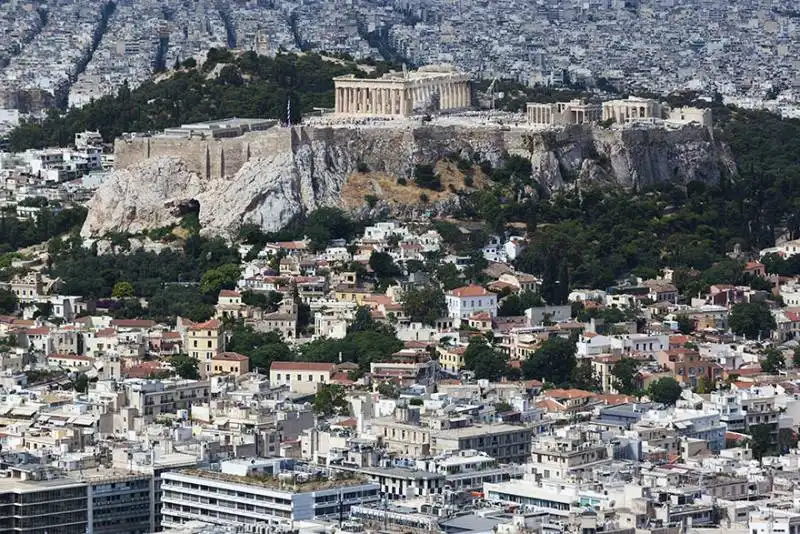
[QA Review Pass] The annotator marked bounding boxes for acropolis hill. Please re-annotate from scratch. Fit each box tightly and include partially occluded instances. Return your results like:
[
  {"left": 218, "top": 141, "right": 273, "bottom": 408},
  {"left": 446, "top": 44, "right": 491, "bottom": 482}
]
[
  {"left": 85, "top": 113, "right": 733, "bottom": 240},
  {"left": 86, "top": 68, "right": 734, "bottom": 239}
]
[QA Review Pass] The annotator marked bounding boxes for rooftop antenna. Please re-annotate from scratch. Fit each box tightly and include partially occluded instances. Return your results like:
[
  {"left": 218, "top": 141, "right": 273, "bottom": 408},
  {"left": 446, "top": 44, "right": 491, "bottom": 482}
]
[{"left": 287, "top": 97, "right": 292, "bottom": 127}]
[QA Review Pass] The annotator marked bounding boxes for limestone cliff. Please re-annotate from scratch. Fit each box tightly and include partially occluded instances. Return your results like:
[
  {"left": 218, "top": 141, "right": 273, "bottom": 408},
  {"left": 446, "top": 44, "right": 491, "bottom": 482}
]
[{"left": 82, "top": 122, "right": 735, "bottom": 239}]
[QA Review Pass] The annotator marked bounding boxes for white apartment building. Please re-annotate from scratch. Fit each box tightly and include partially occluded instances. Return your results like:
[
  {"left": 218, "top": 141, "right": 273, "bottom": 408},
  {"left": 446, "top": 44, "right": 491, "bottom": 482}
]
[
  {"left": 161, "top": 459, "right": 379, "bottom": 530},
  {"left": 445, "top": 285, "right": 498, "bottom": 319},
  {"left": 529, "top": 429, "right": 612, "bottom": 481}
]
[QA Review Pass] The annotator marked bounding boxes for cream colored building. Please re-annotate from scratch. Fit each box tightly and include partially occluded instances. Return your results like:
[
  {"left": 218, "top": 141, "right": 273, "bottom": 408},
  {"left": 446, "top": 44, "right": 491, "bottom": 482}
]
[
  {"left": 187, "top": 319, "right": 224, "bottom": 377},
  {"left": 333, "top": 65, "right": 471, "bottom": 118},
  {"left": 269, "top": 361, "right": 335, "bottom": 394},
  {"left": 602, "top": 97, "right": 663, "bottom": 123},
  {"left": 527, "top": 99, "right": 602, "bottom": 127}
]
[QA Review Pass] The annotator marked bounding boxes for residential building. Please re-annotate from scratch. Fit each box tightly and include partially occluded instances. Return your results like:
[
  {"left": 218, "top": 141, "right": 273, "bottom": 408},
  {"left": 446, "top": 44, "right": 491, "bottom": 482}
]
[
  {"left": 186, "top": 319, "right": 224, "bottom": 377},
  {"left": 210, "top": 352, "right": 250, "bottom": 376},
  {"left": 446, "top": 285, "right": 497, "bottom": 319},
  {"left": 160, "top": 459, "right": 380, "bottom": 530},
  {"left": 529, "top": 429, "right": 612, "bottom": 481},
  {"left": 431, "top": 424, "right": 532, "bottom": 463},
  {"left": 269, "top": 361, "right": 335, "bottom": 394}
]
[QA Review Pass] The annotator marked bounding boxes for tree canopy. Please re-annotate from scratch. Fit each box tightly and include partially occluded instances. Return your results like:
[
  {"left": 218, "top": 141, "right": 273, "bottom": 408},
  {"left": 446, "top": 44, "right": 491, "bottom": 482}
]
[
  {"left": 521, "top": 336, "right": 577, "bottom": 385},
  {"left": 648, "top": 377, "right": 683, "bottom": 405},
  {"left": 729, "top": 302, "right": 776, "bottom": 340},
  {"left": 401, "top": 285, "right": 446, "bottom": 326},
  {"left": 9, "top": 51, "right": 372, "bottom": 150}
]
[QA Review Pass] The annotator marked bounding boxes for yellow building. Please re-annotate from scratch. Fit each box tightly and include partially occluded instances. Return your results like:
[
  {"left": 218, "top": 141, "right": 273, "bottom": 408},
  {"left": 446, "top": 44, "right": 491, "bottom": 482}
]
[
  {"left": 437, "top": 345, "right": 466, "bottom": 374},
  {"left": 187, "top": 319, "right": 224, "bottom": 377},
  {"left": 334, "top": 285, "right": 372, "bottom": 305},
  {"left": 210, "top": 352, "right": 250, "bottom": 376}
]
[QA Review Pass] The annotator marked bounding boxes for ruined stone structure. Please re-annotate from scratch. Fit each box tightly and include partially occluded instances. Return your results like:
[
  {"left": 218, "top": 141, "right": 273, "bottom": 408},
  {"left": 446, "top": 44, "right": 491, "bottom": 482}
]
[
  {"left": 602, "top": 97, "right": 663, "bottom": 123},
  {"left": 527, "top": 99, "right": 602, "bottom": 128},
  {"left": 333, "top": 65, "right": 471, "bottom": 117},
  {"left": 114, "top": 119, "right": 291, "bottom": 179},
  {"left": 666, "top": 107, "right": 713, "bottom": 128}
]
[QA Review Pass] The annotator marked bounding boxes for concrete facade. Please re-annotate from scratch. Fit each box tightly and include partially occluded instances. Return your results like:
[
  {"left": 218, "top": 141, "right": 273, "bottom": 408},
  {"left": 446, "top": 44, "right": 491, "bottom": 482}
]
[{"left": 333, "top": 65, "right": 471, "bottom": 117}]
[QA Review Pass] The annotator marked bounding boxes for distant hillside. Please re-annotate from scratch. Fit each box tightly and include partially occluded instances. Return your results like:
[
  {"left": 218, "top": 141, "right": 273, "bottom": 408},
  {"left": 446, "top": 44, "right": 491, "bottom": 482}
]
[{"left": 7, "top": 49, "right": 397, "bottom": 151}]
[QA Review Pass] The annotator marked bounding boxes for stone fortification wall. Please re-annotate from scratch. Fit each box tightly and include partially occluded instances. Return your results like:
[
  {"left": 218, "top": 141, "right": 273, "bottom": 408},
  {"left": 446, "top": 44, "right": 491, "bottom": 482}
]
[
  {"left": 113, "top": 127, "right": 293, "bottom": 178},
  {"left": 90, "top": 121, "right": 734, "bottom": 240}
]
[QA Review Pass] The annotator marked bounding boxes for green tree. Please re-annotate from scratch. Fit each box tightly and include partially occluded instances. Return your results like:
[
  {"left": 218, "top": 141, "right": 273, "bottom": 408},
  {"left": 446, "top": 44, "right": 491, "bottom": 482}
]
[
  {"left": 376, "top": 381, "right": 401, "bottom": 398},
  {"left": 498, "top": 291, "right": 544, "bottom": 316},
  {"left": 729, "top": 302, "right": 776, "bottom": 339},
  {"left": 169, "top": 353, "right": 200, "bottom": 379},
  {"left": 226, "top": 325, "right": 292, "bottom": 372},
  {"left": 401, "top": 285, "right": 446, "bottom": 326},
  {"left": 73, "top": 373, "right": 90, "bottom": 393},
  {"left": 793, "top": 347, "right": 800, "bottom": 368},
  {"left": 648, "top": 377, "right": 683, "bottom": 405},
  {"left": 521, "top": 337, "right": 576, "bottom": 385},
  {"left": 0, "top": 289, "right": 17, "bottom": 314},
  {"left": 112, "top": 281, "right": 135, "bottom": 298},
  {"left": 369, "top": 251, "right": 401, "bottom": 282},
  {"left": 611, "top": 358, "right": 640, "bottom": 394},
  {"left": 304, "top": 208, "right": 354, "bottom": 252},
  {"left": 676, "top": 315, "right": 694, "bottom": 335},
  {"left": 34, "top": 302, "right": 53, "bottom": 320},
  {"left": 749, "top": 424, "right": 772, "bottom": 460},
  {"left": 200, "top": 263, "right": 241, "bottom": 295},
  {"left": 494, "top": 401, "right": 513, "bottom": 413},
  {"left": 313, "top": 384, "right": 349, "bottom": 416},
  {"left": 463, "top": 338, "right": 509, "bottom": 380},
  {"left": 761, "top": 348, "right": 786, "bottom": 375},
  {"left": 570, "top": 360, "right": 600, "bottom": 391},
  {"left": 241, "top": 290, "right": 281, "bottom": 312}
]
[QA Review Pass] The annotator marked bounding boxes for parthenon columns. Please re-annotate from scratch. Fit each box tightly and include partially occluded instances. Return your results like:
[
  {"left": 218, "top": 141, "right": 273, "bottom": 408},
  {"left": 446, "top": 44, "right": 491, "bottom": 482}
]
[{"left": 333, "top": 71, "right": 472, "bottom": 117}]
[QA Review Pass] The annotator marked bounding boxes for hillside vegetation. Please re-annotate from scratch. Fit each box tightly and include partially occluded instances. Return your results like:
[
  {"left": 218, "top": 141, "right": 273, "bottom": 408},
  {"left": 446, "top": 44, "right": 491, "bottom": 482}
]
[{"left": 8, "top": 50, "right": 396, "bottom": 151}]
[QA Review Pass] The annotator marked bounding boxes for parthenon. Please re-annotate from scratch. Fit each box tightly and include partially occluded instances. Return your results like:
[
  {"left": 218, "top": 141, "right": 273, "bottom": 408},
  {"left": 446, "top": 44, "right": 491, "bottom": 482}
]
[{"left": 333, "top": 65, "right": 471, "bottom": 118}]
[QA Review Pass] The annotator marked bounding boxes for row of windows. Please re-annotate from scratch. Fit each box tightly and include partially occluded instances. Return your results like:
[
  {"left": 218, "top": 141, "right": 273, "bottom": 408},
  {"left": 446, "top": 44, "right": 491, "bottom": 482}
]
[
  {"left": 164, "top": 482, "right": 291, "bottom": 505},
  {"left": 274, "top": 373, "right": 327, "bottom": 382}
]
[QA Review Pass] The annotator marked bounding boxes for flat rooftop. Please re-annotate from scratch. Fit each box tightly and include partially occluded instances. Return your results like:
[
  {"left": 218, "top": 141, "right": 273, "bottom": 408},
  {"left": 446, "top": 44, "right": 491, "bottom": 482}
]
[
  {"left": 432, "top": 424, "right": 530, "bottom": 438},
  {"left": 174, "top": 468, "right": 371, "bottom": 491}
]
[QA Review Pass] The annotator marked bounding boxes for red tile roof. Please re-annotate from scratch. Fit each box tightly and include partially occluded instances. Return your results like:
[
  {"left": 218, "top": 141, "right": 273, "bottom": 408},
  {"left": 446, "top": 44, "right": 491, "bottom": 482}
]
[
  {"left": 448, "top": 284, "right": 490, "bottom": 298},
  {"left": 270, "top": 361, "right": 335, "bottom": 372},
  {"left": 111, "top": 319, "right": 156, "bottom": 329},
  {"left": 187, "top": 319, "right": 222, "bottom": 331},
  {"left": 219, "top": 289, "right": 241, "bottom": 298},
  {"left": 213, "top": 352, "right": 249, "bottom": 362},
  {"left": 26, "top": 327, "right": 50, "bottom": 335}
]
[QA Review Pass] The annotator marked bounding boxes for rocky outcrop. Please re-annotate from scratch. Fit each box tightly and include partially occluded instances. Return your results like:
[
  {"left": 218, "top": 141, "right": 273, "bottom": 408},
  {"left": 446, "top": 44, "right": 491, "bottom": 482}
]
[
  {"left": 82, "top": 122, "right": 735, "bottom": 239},
  {"left": 82, "top": 157, "right": 206, "bottom": 237}
]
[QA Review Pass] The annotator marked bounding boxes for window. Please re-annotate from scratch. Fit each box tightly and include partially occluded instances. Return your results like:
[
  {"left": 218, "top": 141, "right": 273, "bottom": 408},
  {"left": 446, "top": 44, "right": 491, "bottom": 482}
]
[
  {"left": 276, "top": 374, "right": 281, "bottom": 380},
  {"left": 308, "top": 374, "right": 313, "bottom": 382},
  {"left": 297, "top": 374, "right": 301, "bottom": 380},
  {"left": 207, "top": 341, "right": 212, "bottom": 348}
]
